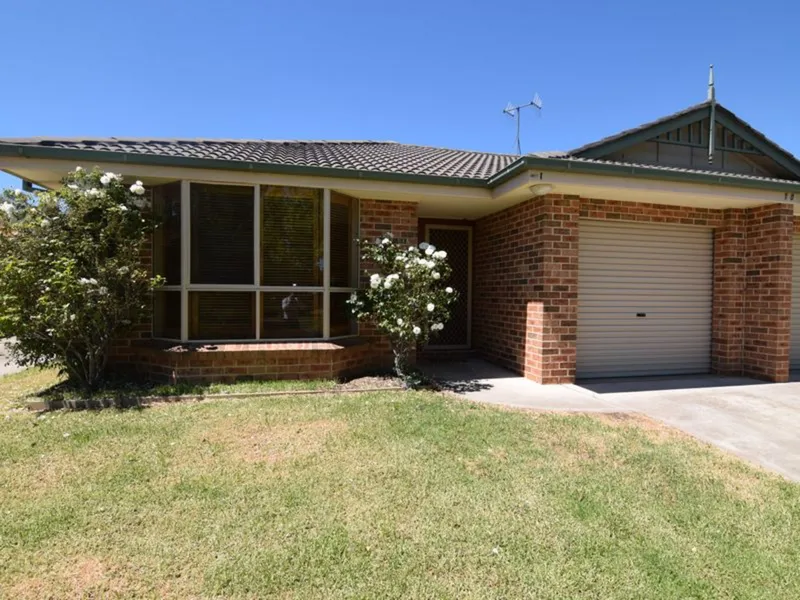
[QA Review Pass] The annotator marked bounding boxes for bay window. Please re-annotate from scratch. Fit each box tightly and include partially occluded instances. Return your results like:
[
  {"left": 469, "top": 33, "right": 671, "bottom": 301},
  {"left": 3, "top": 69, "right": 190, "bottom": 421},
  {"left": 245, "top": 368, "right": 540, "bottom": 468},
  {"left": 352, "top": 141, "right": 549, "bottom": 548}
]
[{"left": 152, "top": 182, "right": 358, "bottom": 341}]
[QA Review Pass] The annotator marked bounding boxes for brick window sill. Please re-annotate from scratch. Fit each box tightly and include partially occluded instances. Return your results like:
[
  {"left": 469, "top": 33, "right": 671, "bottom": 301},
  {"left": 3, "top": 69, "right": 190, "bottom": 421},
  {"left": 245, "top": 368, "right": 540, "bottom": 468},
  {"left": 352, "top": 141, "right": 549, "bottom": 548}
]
[{"left": 134, "top": 337, "right": 367, "bottom": 353}]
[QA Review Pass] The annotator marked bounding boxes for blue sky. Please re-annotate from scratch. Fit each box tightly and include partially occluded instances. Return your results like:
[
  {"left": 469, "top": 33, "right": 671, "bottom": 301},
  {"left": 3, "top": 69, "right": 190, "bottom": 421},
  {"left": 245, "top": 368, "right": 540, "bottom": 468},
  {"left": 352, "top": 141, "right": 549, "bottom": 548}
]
[{"left": 2, "top": 0, "right": 798, "bottom": 189}]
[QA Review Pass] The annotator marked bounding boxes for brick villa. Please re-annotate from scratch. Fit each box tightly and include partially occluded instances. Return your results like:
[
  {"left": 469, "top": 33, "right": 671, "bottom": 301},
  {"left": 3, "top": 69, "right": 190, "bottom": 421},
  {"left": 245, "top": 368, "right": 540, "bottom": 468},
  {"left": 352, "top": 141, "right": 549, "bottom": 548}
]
[{"left": 2, "top": 89, "right": 800, "bottom": 385}]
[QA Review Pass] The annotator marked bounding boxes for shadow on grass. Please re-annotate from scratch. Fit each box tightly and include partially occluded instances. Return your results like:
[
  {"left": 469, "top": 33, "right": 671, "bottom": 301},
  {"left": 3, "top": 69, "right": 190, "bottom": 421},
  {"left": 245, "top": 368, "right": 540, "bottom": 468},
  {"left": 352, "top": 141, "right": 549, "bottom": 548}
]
[{"left": 32, "top": 368, "right": 404, "bottom": 411}]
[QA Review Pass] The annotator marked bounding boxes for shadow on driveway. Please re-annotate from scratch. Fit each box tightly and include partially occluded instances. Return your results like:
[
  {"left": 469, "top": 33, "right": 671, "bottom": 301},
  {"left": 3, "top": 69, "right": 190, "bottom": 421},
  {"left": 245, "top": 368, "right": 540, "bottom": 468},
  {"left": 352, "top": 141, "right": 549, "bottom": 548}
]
[{"left": 577, "top": 373, "right": 769, "bottom": 395}]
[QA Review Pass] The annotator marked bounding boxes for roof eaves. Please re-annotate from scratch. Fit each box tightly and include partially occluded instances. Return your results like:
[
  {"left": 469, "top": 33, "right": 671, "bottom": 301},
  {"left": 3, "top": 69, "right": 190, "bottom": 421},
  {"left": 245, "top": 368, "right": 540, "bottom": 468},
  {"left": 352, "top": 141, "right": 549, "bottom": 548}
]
[
  {"left": 0, "top": 143, "right": 491, "bottom": 188},
  {"left": 489, "top": 155, "right": 800, "bottom": 193}
]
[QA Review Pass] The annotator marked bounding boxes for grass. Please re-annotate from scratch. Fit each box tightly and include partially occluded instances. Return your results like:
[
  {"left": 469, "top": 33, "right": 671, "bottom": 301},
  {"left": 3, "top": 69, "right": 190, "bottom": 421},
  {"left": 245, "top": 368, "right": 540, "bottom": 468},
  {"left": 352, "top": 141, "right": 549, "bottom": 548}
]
[
  {"left": 0, "top": 368, "right": 338, "bottom": 411},
  {"left": 1, "top": 375, "right": 799, "bottom": 598}
]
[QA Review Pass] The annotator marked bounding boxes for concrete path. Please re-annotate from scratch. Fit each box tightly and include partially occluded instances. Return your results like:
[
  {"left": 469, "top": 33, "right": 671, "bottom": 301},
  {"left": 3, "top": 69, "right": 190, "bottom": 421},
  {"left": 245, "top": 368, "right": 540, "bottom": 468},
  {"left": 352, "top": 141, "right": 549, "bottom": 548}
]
[
  {"left": 0, "top": 339, "right": 23, "bottom": 377},
  {"left": 422, "top": 359, "right": 800, "bottom": 481}
]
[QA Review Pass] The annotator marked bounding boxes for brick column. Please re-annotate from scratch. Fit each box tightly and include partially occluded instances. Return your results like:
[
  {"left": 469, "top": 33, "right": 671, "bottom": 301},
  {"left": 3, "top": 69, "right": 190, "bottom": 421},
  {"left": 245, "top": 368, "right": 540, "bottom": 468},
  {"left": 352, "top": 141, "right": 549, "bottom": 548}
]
[
  {"left": 358, "top": 198, "right": 419, "bottom": 369},
  {"left": 742, "top": 204, "right": 793, "bottom": 382},
  {"left": 712, "top": 208, "right": 746, "bottom": 374},
  {"left": 524, "top": 195, "right": 580, "bottom": 384}
]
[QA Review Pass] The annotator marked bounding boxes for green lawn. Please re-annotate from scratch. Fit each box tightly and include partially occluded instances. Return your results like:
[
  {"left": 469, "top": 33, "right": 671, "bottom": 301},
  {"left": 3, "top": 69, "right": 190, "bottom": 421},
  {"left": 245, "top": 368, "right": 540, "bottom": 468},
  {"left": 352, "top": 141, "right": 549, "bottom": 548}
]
[{"left": 1, "top": 371, "right": 798, "bottom": 598}]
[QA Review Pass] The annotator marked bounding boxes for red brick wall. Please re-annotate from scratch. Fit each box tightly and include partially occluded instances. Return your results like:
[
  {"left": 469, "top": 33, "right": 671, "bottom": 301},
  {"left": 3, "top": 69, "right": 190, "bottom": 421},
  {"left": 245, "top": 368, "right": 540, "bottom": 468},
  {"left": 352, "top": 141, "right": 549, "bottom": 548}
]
[
  {"left": 742, "top": 204, "right": 793, "bottom": 381},
  {"left": 474, "top": 194, "right": 579, "bottom": 384},
  {"left": 712, "top": 209, "right": 746, "bottom": 374},
  {"left": 476, "top": 195, "right": 794, "bottom": 384},
  {"left": 126, "top": 339, "right": 375, "bottom": 384}
]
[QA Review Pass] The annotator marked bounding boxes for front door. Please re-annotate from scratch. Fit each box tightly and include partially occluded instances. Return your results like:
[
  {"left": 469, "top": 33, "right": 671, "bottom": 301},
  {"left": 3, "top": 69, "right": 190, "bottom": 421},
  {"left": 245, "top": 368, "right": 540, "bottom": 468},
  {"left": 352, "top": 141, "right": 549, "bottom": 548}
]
[{"left": 425, "top": 225, "right": 471, "bottom": 348}]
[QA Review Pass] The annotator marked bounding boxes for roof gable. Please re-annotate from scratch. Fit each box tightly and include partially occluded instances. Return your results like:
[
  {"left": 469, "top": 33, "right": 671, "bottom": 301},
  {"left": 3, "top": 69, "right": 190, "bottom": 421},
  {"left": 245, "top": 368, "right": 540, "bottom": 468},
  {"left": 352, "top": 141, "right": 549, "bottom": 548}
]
[{"left": 570, "top": 102, "right": 800, "bottom": 181}]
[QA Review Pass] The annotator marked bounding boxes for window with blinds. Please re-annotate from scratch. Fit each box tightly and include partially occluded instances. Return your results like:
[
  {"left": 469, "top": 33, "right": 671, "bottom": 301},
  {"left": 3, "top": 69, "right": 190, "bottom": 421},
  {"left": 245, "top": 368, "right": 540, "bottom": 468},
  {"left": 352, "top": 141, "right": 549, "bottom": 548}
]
[
  {"left": 261, "top": 186, "right": 322, "bottom": 287},
  {"left": 154, "top": 183, "right": 359, "bottom": 341},
  {"left": 191, "top": 184, "right": 254, "bottom": 285},
  {"left": 330, "top": 192, "right": 357, "bottom": 287},
  {"left": 152, "top": 182, "right": 182, "bottom": 285}
]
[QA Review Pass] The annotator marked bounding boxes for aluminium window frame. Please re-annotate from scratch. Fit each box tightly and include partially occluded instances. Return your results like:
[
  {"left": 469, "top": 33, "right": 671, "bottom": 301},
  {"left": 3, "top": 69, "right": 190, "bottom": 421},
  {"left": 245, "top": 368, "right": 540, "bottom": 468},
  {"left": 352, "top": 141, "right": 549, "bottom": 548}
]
[{"left": 153, "top": 180, "right": 360, "bottom": 344}]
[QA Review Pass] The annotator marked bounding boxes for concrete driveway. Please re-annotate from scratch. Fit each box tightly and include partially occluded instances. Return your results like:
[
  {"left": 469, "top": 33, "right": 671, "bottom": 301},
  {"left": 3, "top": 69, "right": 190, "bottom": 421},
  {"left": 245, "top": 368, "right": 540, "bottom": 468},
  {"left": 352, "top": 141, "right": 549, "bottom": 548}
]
[
  {"left": 423, "top": 359, "right": 800, "bottom": 481},
  {"left": 0, "top": 339, "right": 23, "bottom": 377}
]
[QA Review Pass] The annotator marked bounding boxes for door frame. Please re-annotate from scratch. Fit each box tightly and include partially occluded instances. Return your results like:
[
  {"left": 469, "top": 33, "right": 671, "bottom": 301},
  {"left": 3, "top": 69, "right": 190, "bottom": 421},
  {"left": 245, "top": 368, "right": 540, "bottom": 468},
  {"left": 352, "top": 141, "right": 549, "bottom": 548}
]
[{"left": 424, "top": 224, "right": 473, "bottom": 349}]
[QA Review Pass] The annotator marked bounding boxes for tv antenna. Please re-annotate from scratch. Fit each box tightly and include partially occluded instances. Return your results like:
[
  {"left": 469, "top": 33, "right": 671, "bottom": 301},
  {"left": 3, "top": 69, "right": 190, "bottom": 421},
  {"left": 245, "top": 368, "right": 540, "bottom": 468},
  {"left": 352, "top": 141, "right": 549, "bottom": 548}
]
[{"left": 503, "top": 94, "right": 542, "bottom": 155}]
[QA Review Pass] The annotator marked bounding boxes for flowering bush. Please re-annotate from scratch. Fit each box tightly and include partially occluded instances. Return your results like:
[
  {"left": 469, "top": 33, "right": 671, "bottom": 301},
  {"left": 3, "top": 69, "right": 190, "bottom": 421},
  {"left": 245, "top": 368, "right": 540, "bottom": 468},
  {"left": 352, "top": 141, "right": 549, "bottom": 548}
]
[
  {"left": 349, "top": 234, "right": 457, "bottom": 386},
  {"left": 0, "top": 168, "right": 161, "bottom": 392}
]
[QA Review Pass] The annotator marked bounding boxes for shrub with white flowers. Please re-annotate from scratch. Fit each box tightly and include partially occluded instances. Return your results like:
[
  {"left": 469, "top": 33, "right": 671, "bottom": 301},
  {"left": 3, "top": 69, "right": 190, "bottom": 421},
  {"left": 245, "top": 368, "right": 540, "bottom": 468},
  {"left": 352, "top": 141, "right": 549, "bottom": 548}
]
[
  {"left": 0, "top": 167, "right": 162, "bottom": 393},
  {"left": 349, "top": 234, "right": 457, "bottom": 386}
]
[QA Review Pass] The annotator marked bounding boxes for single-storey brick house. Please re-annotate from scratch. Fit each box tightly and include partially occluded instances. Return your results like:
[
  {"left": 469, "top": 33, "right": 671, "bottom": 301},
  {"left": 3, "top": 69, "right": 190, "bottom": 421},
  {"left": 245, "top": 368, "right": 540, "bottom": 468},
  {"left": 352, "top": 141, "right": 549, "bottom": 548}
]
[{"left": 3, "top": 96, "right": 800, "bottom": 385}]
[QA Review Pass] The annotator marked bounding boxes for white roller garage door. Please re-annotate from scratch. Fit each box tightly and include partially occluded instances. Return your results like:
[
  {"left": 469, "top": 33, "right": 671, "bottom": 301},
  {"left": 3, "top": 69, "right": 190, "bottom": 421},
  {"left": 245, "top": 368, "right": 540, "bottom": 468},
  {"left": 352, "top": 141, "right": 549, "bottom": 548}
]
[
  {"left": 791, "top": 236, "right": 800, "bottom": 370},
  {"left": 577, "top": 219, "right": 713, "bottom": 379}
]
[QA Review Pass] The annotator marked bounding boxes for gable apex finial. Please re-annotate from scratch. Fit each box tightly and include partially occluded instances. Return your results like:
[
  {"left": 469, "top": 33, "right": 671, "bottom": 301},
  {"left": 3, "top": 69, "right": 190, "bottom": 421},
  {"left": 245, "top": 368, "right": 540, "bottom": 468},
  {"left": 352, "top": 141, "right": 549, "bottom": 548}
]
[{"left": 707, "top": 64, "right": 715, "bottom": 102}]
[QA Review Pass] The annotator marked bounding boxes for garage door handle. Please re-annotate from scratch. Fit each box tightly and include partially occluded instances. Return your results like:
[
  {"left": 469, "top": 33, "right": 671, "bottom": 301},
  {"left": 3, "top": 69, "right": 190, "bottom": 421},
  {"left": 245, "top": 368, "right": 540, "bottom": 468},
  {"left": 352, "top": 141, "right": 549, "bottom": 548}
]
[{"left": 636, "top": 313, "right": 646, "bottom": 317}]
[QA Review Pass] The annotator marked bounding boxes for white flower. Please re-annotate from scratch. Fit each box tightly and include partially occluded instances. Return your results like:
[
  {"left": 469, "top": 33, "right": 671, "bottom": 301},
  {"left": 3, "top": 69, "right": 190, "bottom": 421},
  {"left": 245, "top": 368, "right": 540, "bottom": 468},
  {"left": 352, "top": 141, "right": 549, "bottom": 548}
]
[
  {"left": 129, "top": 183, "right": 146, "bottom": 196},
  {"left": 427, "top": 303, "right": 435, "bottom": 312},
  {"left": 425, "top": 246, "right": 435, "bottom": 256},
  {"left": 69, "top": 314, "right": 76, "bottom": 321},
  {"left": 78, "top": 278, "right": 90, "bottom": 285},
  {"left": 86, "top": 188, "right": 103, "bottom": 198},
  {"left": 381, "top": 238, "right": 390, "bottom": 245},
  {"left": 40, "top": 219, "right": 50, "bottom": 228},
  {"left": 432, "top": 272, "right": 441, "bottom": 280},
  {"left": 118, "top": 204, "right": 128, "bottom": 212},
  {"left": 434, "top": 250, "right": 447, "bottom": 259},
  {"left": 384, "top": 278, "right": 394, "bottom": 289},
  {"left": 98, "top": 286, "right": 108, "bottom": 295},
  {"left": 419, "top": 242, "right": 429, "bottom": 250},
  {"left": 446, "top": 286, "right": 454, "bottom": 293},
  {"left": 0, "top": 201, "right": 13, "bottom": 218},
  {"left": 118, "top": 266, "right": 130, "bottom": 275},
  {"left": 88, "top": 278, "right": 98, "bottom": 285},
  {"left": 412, "top": 326, "right": 421, "bottom": 335},
  {"left": 75, "top": 166, "right": 83, "bottom": 172},
  {"left": 408, "top": 246, "right": 415, "bottom": 252},
  {"left": 67, "top": 184, "right": 79, "bottom": 190},
  {"left": 435, "top": 323, "right": 444, "bottom": 331},
  {"left": 426, "top": 260, "right": 436, "bottom": 268},
  {"left": 100, "top": 175, "right": 110, "bottom": 185},
  {"left": 14, "top": 188, "right": 23, "bottom": 197},
  {"left": 397, "top": 318, "right": 404, "bottom": 326},
  {"left": 370, "top": 273, "right": 381, "bottom": 289}
]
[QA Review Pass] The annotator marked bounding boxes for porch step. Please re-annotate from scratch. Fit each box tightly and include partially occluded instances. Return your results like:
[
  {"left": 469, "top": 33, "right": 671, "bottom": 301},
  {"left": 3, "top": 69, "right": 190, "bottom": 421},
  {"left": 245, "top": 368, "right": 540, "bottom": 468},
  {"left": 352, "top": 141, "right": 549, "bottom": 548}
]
[{"left": 419, "top": 348, "right": 480, "bottom": 362}]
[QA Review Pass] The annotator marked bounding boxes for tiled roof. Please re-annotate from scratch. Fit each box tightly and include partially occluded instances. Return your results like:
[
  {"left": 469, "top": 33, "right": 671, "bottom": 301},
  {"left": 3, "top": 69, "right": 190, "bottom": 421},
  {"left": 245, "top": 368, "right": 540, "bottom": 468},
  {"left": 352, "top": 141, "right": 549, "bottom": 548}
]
[
  {"left": 550, "top": 155, "right": 800, "bottom": 186},
  {"left": 0, "top": 138, "right": 518, "bottom": 181}
]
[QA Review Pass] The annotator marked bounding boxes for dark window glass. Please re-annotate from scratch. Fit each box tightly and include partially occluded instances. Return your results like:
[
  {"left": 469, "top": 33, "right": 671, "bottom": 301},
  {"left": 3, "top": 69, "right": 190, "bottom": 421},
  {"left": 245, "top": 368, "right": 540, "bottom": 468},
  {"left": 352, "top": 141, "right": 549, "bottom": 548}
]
[
  {"left": 190, "top": 184, "right": 254, "bottom": 284},
  {"left": 189, "top": 292, "right": 255, "bottom": 340},
  {"left": 330, "top": 292, "right": 357, "bottom": 337},
  {"left": 153, "top": 291, "right": 181, "bottom": 339},
  {"left": 152, "top": 182, "right": 182, "bottom": 285},
  {"left": 330, "top": 192, "right": 357, "bottom": 287},
  {"left": 261, "top": 186, "right": 322, "bottom": 286},
  {"left": 261, "top": 292, "right": 322, "bottom": 339}
]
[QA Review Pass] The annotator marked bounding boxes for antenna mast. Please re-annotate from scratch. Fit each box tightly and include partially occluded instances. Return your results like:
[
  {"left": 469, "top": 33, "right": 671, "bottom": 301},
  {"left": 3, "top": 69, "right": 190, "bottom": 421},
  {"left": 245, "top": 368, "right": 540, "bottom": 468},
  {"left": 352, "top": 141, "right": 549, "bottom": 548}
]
[{"left": 503, "top": 94, "right": 543, "bottom": 155}]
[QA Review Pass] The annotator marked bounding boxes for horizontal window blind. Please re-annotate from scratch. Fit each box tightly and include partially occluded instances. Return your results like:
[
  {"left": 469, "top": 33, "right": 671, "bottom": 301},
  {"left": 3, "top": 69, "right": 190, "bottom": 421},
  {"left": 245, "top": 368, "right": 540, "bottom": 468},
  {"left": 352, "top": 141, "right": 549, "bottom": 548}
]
[
  {"left": 261, "top": 186, "right": 322, "bottom": 287},
  {"left": 153, "top": 291, "right": 181, "bottom": 339},
  {"left": 261, "top": 292, "right": 322, "bottom": 339},
  {"left": 330, "top": 192, "right": 356, "bottom": 287},
  {"left": 152, "top": 182, "right": 182, "bottom": 285},
  {"left": 191, "top": 184, "right": 254, "bottom": 285},
  {"left": 189, "top": 292, "right": 255, "bottom": 340},
  {"left": 330, "top": 292, "right": 357, "bottom": 337}
]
